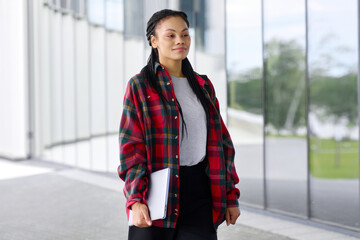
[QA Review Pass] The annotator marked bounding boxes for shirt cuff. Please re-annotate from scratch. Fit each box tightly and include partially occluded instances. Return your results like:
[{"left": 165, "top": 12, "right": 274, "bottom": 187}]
[
  {"left": 126, "top": 198, "right": 148, "bottom": 210},
  {"left": 226, "top": 189, "right": 240, "bottom": 208}
]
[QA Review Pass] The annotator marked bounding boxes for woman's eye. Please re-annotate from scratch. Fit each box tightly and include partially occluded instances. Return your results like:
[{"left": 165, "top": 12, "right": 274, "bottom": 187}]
[
  {"left": 168, "top": 35, "right": 174, "bottom": 38},
  {"left": 183, "top": 34, "right": 189, "bottom": 37}
]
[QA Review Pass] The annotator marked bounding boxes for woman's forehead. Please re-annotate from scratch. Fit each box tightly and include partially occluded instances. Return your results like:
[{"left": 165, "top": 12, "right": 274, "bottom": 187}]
[{"left": 156, "top": 16, "right": 188, "bottom": 31}]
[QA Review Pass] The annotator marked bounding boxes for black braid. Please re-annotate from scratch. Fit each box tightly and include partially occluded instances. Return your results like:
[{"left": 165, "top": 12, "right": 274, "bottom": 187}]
[{"left": 182, "top": 58, "right": 211, "bottom": 133}]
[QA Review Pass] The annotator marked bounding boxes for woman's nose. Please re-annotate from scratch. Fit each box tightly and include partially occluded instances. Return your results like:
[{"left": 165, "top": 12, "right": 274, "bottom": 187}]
[{"left": 176, "top": 36, "right": 185, "bottom": 44}]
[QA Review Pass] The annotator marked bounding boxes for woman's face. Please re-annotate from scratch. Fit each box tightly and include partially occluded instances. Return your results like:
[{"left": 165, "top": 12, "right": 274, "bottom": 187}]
[{"left": 151, "top": 16, "right": 191, "bottom": 65}]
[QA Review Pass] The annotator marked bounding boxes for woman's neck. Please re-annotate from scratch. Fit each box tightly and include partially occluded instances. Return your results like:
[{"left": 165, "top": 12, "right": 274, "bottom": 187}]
[{"left": 160, "top": 59, "right": 185, "bottom": 78}]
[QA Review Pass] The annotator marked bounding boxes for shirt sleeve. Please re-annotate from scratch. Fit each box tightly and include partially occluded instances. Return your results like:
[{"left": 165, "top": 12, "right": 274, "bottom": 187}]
[
  {"left": 215, "top": 96, "right": 240, "bottom": 208},
  {"left": 118, "top": 80, "right": 148, "bottom": 210},
  {"left": 208, "top": 78, "right": 240, "bottom": 208}
]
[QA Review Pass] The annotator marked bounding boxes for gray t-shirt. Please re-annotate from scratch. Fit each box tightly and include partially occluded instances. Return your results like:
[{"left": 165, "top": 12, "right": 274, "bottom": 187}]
[{"left": 171, "top": 75, "right": 207, "bottom": 166}]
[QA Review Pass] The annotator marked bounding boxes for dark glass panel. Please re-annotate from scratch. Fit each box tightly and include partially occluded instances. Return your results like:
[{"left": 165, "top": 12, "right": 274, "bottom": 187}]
[
  {"left": 264, "top": 0, "right": 308, "bottom": 216},
  {"left": 308, "top": 0, "right": 359, "bottom": 229},
  {"left": 226, "top": 0, "right": 264, "bottom": 207},
  {"left": 124, "top": 0, "right": 143, "bottom": 37}
]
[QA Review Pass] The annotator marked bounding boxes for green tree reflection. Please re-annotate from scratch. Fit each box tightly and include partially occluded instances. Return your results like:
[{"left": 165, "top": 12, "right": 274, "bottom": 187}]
[
  {"left": 309, "top": 47, "right": 358, "bottom": 179},
  {"left": 265, "top": 39, "right": 306, "bottom": 133},
  {"left": 228, "top": 68, "right": 262, "bottom": 114},
  {"left": 228, "top": 38, "right": 359, "bottom": 179},
  {"left": 229, "top": 39, "right": 307, "bottom": 133},
  {"left": 229, "top": 38, "right": 357, "bottom": 132},
  {"left": 311, "top": 72, "right": 358, "bottom": 127}
]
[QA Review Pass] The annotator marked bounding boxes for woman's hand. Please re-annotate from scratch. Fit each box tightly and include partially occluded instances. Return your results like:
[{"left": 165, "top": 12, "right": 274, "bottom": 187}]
[
  {"left": 225, "top": 207, "right": 241, "bottom": 226},
  {"left": 131, "top": 202, "right": 152, "bottom": 228}
]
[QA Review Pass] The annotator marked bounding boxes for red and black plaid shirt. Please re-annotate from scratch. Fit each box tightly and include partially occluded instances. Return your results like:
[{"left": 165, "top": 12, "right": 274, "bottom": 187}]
[{"left": 118, "top": 62, "right": 240, "bottom": 229}]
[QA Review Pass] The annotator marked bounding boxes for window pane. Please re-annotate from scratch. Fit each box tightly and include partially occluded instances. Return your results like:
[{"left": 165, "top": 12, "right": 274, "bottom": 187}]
[
  {"left": 226, "top": 0, "right": 264, "bottom": 207},
  {"left": 308, "top": 0, "right": 359, "bottom": 229},
  {"left": 194, "top": 0, "right": 227, "bottom": 120},
  {"left": 88, "top": 0, "right": 105, "bottom": 25},
  {"left": 144, "top": 0, "right": 167, "bottom": 26},
  {"left": 124, "top": 0, "right": 143, "bottom": 37},
  {"left": 180, "top": 0, "right": 195, "bottom": 27},
  {"left": 264, "top": 0, "right": 308, "bottom": 216},
  {"left": 179, "top": 0, "right": 196, "bottom": 63},
  {"left": 194, "top": 0, "right": 206, "bottom": 51},
  {"left": 71, "top": 0, "right": 77, "bottom": 12},
  {"left": 106, "top": 0, "right": 124, "bottom": 31},
  {"left": 71, "top": 0, "right": 86, "bottom": 17},
  {"left": 193, "top": 0, "right": 224, "bottom": 55},
  {"left": 60, "top": 0, "right": 68, "bottom": 9}
]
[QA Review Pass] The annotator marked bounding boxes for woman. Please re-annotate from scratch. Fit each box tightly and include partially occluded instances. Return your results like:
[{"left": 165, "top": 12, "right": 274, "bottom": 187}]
[{"left": 118, "top": 9, "right": 240, "bottom": 240}]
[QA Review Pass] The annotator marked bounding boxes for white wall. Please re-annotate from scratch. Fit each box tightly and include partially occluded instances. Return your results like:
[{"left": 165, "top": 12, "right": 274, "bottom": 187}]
[{"left": 0, "top": 0, "right": 28, "bottom": 159}]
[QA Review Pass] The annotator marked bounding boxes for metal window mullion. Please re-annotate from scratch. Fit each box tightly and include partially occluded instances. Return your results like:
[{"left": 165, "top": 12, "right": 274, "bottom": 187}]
[
  {"left": 224, "top": 0, "right": 229, "bottom": 125},
  {"left": 27, "top": 0, "right": 35, "bottom": 159},
  {"left": 104, "top": 1, "right": 109, "bottom": 172},
  {"left": 261, "top": 0, "right": 267, "bottom": 210},
  {"left": 60, "top": 11, "right": 65, "bottom": 162},
  {"left": 305, "top": 0, "right": 312, "bottom": 220},
  {"left": 357, "top": 0, "right": 360, "bottom": 230},
  {"left": 73, "top": 9, "right": 79, "bottom": 167},
  {"left": 88, "top": 20, "right": 93, "bottom": 170}
]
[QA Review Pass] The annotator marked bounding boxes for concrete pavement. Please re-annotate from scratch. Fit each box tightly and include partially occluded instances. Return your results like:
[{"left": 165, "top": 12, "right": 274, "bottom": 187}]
[{"left": 0, "top": 159, "right": 359, "bottom": 240}]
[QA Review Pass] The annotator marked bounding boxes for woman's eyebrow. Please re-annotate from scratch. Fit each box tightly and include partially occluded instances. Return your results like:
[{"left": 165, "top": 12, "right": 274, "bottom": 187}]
[{"left": 165, "top": 28, "right": 189, "bottom": 32}]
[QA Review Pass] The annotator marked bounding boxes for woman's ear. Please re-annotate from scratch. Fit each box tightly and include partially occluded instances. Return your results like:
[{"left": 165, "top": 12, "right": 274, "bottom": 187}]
[{"left": 150, "top": 35, "right": 157, "bottom": 49}]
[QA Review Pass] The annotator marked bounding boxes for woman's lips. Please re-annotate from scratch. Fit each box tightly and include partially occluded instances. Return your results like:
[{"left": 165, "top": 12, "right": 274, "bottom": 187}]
[{"left": 173, "top": 47, "right": 186, "bottom": 51}]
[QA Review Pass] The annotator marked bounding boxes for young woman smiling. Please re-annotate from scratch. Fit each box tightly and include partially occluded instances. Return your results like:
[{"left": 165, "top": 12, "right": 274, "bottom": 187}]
[{"left": 118, "top": 9, "right": 240, "bottom": 240}]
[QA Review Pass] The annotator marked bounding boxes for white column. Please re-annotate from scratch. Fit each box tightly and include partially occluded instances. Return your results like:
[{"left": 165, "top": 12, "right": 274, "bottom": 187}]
[{"left": 0, "top": 0, "right": 29, "bottom": 159}]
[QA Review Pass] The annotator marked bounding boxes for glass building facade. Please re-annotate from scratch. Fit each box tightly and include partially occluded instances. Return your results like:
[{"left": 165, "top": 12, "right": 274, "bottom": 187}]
[
  {"left": 227, "top": 0, "right": 359, "bottom": 231},
  {"left": 2, "top": 0, "right": 359, "bottom": 233}
]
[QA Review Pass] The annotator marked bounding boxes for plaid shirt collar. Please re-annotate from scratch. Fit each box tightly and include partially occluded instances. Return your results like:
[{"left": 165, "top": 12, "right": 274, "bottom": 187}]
[{"left": 154, "top": 61, "right": 209, "bottom": 88}]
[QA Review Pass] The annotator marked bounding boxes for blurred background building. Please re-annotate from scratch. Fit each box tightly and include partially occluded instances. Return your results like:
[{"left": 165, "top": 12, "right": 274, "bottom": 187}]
[{"left": 0, "top": 0, "right": 359, "bottom": 234}]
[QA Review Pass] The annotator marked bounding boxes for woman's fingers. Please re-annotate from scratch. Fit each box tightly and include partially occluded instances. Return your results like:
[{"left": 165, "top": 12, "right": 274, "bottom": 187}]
[
  {"left": 230, "top": 212, "right": 237, "bottom": 224},
  {"left": 141, "top": 205, "right": 152, "bottom": 226},
  {"left": 226, "top": 207, "right": 241, "bottom": 226},
  {"left": 132, "top": 203, "right": 152, "bottom": 228},
  {"left": 225, "top": 209, "right": 231, "bottom": 226}
]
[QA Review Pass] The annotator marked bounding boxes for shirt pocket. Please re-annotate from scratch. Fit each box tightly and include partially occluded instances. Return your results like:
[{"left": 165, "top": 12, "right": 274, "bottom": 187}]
[{"left": 144, "top": 90, "right": 168, "bottom": 129}]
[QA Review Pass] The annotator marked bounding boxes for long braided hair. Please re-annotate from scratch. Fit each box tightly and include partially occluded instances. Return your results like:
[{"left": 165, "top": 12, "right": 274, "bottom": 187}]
[{"left": 141, "top": 9, "right": 210, "bottom": 143}]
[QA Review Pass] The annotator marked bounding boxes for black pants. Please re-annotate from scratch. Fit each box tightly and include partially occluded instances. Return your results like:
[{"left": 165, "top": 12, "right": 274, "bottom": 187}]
[{"left": 128, "top": 159, "right": 217, "bottom": 240}]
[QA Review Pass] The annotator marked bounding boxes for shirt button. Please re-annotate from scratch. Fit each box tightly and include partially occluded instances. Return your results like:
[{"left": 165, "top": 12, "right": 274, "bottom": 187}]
[
  {"left": 175, "top": 208, "right": 178, "bottom": 212},
  {"left": 176, "top": 155, "right": 178, "bottom": 159},
  {"left": 167, "top": 82, "right": 170, "bottom": 85},
  {"left": 176, "top": 174, "right": 179, "bottom": 178},
  {"left": 172, "top": 98, "right": 175, "bottom": 102},
  {"left": 175, "top": 194, "right": 177, "bottom": 197},
  {"left": 175, "top": 136, "right": 178, "bottom": 139},
  {"left": 175, "top": 116, "right": 178, "bottom": 119},
  {"left": 175, "top": 213, "right": 178, "bottom": 216},
  {"left": 147, "top": 95, "right": 151, "bottom": 99}
]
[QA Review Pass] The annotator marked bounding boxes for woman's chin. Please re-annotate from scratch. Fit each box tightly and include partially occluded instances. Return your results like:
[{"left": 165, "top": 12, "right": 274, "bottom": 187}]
[{"left": 172, "top": 53, "right": 188, "bottom": 61}]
